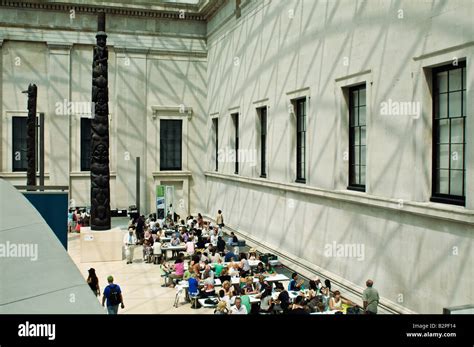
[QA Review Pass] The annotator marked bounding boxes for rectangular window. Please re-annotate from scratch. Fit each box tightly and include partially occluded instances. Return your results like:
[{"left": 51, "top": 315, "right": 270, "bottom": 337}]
[
  {"left": 213, "top": 118, "right": 219, "bottom": 172},
  {"left": 258, "top": 107, "right": 267, "bottom": 178},
  {"left": 431, "top": 62, "right": 466, "bottom": 206},
  {"left": 12, "top": 116, "right": 28, "bottom": 172},
  {"left": 232, "top": 113, "right": 239, "bottom": 174},
  {"left": 80, "top": 118, "right": 92, "bottom": 171},
  {"left": 160, "top": 119, "right": 182, "bottom": 171},
  {"left": 295, "top": 98, "right": 306, "bottom": 183},
  {"left": 348, "top": 84, "right": 366, "bottom": 191}
]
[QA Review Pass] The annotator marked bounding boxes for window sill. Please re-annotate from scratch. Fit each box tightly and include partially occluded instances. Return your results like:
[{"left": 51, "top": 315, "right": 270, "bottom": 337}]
[
  {"left": 204, "top": 171, "right": 474, "bottom": 225},
  {"left": 430, "top": 196, "right": 465, "bottom": 207},
  {"left": 347, "top": 185, "right": 366, "bottom": 193}
]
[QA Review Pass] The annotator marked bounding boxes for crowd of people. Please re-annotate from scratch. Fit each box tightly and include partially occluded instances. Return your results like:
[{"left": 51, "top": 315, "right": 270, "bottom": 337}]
[
  {"left": 86, "top": 210, "right": 380, "bottom": 315},
  {"left": 68, "top": 207, "right": 90, "bottom": 232}
]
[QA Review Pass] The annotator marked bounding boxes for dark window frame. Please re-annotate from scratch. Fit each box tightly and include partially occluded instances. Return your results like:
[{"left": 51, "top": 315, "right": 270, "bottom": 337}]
[
  {"left": 160, "top": 119, "right": 183, "bottom": 171},
  {"left": 213, "top": 117, "right": 219, "bottom": 172},
  {"left": 348, "top": 84, "right": 367, "bottom": 192},
  {"left": 232, "top": 113, "right": 239, "bottom": 174},
  {"left": 258, "top": 106, "right": 267, "bottom": 178},
  {"left": 80, "top": 117, "right": 92, "bottom": 172},
  {"left": 12, "top": 116, "right": 28, "bottom": 172},
  {"left": 431, "top": 61, "right": 466, "bottom": 206},
  {"left": 295, "top": 98, "right": 306, "bottom": 184}
]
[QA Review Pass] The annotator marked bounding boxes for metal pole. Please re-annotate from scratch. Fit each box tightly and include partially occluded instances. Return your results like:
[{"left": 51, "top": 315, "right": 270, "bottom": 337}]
[
  {"left": 136, "top": 156, "right": 140, "bottom": 216},
  {"left": 39, "top": 112, "right": 45, "bottom": 190}
]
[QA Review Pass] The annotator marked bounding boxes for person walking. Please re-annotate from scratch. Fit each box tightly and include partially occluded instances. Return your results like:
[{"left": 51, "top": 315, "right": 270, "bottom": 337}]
[
  {"left": 362, "top": 279, "right": 379, "bottom": 314},
  {"left": 216, "top": 210, "right": 224, "bottom": 228},
  {"left": 123, "top": 228, "right": 137, "bottom": 264},
  {"left": 102, "top": 276, "right": 124, "bottom": 315},
  {"left": 87, "top": 268, "right": 100, "bottom": 297}
]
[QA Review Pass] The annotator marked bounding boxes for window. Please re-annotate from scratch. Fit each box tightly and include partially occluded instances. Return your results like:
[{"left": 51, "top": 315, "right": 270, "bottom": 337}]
[
  {"left": 236, "top": 0, "right": 241, "bottom": 18},
  {"left": 160, "top": 119, "right": 182, "bottom": 171},
  {"left": 232, "top": 113, "right": 239, "bottom": 174},
  {"left": 431, "top": 62, "right": 466, "bottom": 206},
  {"left": 295, "top": 98, "right": 306, "bottom": 183},
  {"left": 348, "top": 84, "right": 366, "bottom": 191},
  {"left": 12, "top": 116, "right": 28, "bottom": 171},
  {"left": 258, "top": 107, "right": 267, "bottom": 178},
  {"left": 80, "top": 118, "right": 92, "bottom": 171},
  {"left": 213, "top": 118, "right": 219, "bottom": 171}
]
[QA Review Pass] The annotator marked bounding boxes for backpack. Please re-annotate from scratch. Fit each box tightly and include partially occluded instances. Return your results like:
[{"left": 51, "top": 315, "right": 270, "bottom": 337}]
[{"left": 108, "top": 285, "right": 121, "bottom": 306}]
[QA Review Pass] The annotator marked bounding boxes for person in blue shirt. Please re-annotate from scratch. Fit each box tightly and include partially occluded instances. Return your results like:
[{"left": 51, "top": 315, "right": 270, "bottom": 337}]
[
  {"left": 102, "top": 275, "right": 124, "bottom": 315},
  {"left": 224, "top": 250, "right": 238, "bottom": 262},
  {"left": 288, "top": 272, "right": 304, "bottom": 291},
  {"left": 188, "top": 273, "right": 199, "bottom": 296}
]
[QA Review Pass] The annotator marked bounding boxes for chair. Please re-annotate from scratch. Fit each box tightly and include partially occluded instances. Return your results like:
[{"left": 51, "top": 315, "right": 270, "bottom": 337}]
[
  {"left": 159, "top": 265, "right": 169, "bottom": 287},
  {"left": 173, "top": 285, "right": 184, "bottom": 308},
  {"left": 189, "top": 292, "right": 200, "bottom": 309}
]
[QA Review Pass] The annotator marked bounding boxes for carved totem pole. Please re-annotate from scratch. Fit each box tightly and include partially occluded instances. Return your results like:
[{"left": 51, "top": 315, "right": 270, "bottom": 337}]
[
  {"left": 90, "top": 11, "right": 111, "bottom": 230},
  {"left": 25, "top": 84, "right": 37, "bottom": 189}
]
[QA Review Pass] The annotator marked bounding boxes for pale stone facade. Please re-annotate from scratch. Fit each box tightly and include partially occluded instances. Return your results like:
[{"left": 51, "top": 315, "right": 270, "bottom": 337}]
[{"left": 0, "top": 0, "right": 473, "bottom": 313}]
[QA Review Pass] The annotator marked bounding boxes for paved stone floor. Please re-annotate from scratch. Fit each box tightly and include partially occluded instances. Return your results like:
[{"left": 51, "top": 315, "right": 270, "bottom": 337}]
[{"left": 67, "top": 219, "right": 215, "bottom": 314}]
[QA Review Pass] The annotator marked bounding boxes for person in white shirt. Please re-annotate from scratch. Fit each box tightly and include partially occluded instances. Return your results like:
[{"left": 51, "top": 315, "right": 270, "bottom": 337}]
[
  {"left": 230, "top": 297, "right": 248, "bottom": 314},
  {"left": 123, "top": 229, "right": 137, "bottom": 264},
  {"left": 210, "top": 230, "right": 218, "bottom": 247},
  {"left": 153, "top": 238, "right": 162, "bottom": 264}
]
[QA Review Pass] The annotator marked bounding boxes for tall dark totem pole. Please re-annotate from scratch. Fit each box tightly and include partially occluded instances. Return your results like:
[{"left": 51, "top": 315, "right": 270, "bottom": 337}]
[
  {"left": 90, "top": 11, "right": 111, "bottom": 230},
  {"left": 24, "top": 84, "right": 37, "bottom": 189}
]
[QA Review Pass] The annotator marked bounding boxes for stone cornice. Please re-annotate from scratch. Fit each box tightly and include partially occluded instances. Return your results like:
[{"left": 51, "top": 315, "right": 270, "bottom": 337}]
[{"left": 0, "top": 0, "right": 226, "bottom": 21}]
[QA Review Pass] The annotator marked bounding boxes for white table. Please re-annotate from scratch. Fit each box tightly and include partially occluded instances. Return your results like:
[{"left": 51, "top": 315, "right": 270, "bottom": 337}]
[
  {"left": 198, "top": 298, "right": 218, "bottom": 308},
  {"left": 265, "top": 274, "right": 289, "bottom": 282},
  {"left": 248, "top": 259, "right": 262, "bottom": 267},
  {"left": 161, "top": 244, "right": 186, "bottom": 260}
]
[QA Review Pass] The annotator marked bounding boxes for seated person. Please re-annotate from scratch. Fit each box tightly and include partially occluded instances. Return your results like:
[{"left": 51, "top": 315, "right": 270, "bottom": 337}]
[
  {"left": 213, "top": 258, "right": 224, "bottom": 277},
  {"left": 329, "top": 290, "right": 353, "bottom": 312},
  {"left": 273, "top": 282, "right": 290, "bottom": 313},
  {"left": 258, "top": 286, "right": 274, "bottom": 313},
  {"left": 188, "top": 273, "right": 199, "bottom": 297},
  {"left": 253, "top": 262, "right": 265, "bottom": 275},
  {"left": 228, "top": 262, "right": 240, "bottom": 277},
  {"left": 264, "top": 262, "right": 276, "bottom": 276},
  {"left": 320, "top": 286, "right": 331, "bottom": 311},
  {"left": 142, "top": 231, "right": 154, "bottom": 262},
  {"left": 288, "top": 295, "right": 310, "bottom": 315},
  {"left": 224, "top": 250, "right": 238, "bottom": 262},
  {"left": 222, "top": 280, "right": 235, "bottom": 297},
  {"left": 200, "top": 277, "right": 215, "bottom": 298},
  {"left": 239, "top": 253, "right": 251, "bottom": 277},
  {"left": 255, "top": 275, "right": 267, "bottom": 293},
  {"left": 201, "top": 252, "right": 210, "bottom": 263},
  {"left": 201, "top": 265, "right": 215, "bottom": 282},
  {"left": 214, "top": 300, "right": 229, "bottom": 315},
  {"left": 183, "top": 261, "right": 193, "bottom": 280},
  {"left": 243, "top": 276, "right": 258, "bottom": 295},
  {"left": 170, "top": 234, "right": 180, "bottom": 246},
  {"left": 288, "top": 272, "right": 304, "bottom": 291},
  {"left": 168, "top": 257, "right": 185, "bottom": 287},
  {"left": 216, "top": 236, "right": 226, "bottom": 253},
  {"left": 185, "top": 237, "right": 195, "bottom": 256},
  {"left": 230, "top": 297, "right": 247, "bottom": 315},
  {"left": 218, "top": 267, "right": 231, "bottom": 284},
  {"left": 196, "top": 235, "right": 206, "bottom": 249},
  {"left": 248, "top": 248, "right": 257, "bottom": 260}
]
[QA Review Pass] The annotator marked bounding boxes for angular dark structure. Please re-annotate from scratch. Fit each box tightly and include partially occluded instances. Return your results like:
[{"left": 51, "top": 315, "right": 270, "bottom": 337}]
[
  {"left": 24, "top": 84, "right": 37, "bottom": 189},
  {"left": 90, "top": 11, "right": 111, "bottom": 230}
]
